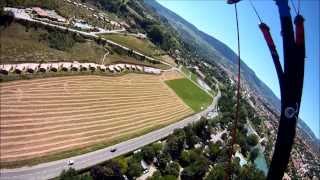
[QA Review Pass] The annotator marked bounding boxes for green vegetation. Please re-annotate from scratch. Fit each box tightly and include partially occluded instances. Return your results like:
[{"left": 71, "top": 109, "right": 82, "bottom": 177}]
[
  {"left": 165, "top": 78, "right": 212, "bottom": 112},
  {"left": 0, "top": 23, "right": 105, "bottom": 64},
  {"left": 101, "top": 33, "right": 163, "bottom": 57}
]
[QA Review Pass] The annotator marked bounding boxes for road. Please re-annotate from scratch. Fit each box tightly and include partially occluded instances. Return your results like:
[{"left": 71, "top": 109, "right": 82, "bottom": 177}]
[
  {"left": 0, "top": 90, "right": 221, "bottom": 180},
  {"left": 4, "top": 7, "right": 171, "bottom": 68}
]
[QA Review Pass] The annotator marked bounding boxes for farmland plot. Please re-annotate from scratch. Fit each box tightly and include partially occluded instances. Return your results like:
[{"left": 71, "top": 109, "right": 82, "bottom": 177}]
[{"left": 0, "top": 73, "right": 192, "bottom": 165}]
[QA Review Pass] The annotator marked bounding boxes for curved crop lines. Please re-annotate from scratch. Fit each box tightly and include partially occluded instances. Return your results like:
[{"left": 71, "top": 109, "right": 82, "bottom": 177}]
[{"left": 0, "top": 74, "right": 192, "bottom": 163}]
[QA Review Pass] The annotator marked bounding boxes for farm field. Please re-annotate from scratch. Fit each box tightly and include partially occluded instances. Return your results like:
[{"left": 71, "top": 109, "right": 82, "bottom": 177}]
[
  {"left": 165, "top": 78, "right": 213, "bottom": 112},
  {"left": 0, "top": 72, "right": 193, "bottom": 167}
]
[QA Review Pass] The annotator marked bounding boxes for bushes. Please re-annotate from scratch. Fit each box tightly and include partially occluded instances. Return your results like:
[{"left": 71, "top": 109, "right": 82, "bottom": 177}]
[
  {"left": 2, "top": 0, "right": 58, "bottom": 9},
  {"left": 247, "top": 134, "right": 259, "bottom": 147},
  {"left": 42, "top": 30, "right": 86, "bottom": 51},
  {"left": 48, "top": 30, "right": 75, "bottom": 51}
]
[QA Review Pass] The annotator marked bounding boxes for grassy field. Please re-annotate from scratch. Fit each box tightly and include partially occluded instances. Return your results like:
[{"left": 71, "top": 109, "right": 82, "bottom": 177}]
[
  {"left": 0, "top": 23, "right": 170, "bottom": 70},
  {"left": 0, "top": 23, "right": 106, "bottom": 64},
  {"left": 0, "top": 73, "right": 192, "bottom": 167},
  {"left": 100, "top": 34, "right": 166, "bottom": 58},
  {"left": 165, "top": 78, "right": 212, "bottom": 112}
]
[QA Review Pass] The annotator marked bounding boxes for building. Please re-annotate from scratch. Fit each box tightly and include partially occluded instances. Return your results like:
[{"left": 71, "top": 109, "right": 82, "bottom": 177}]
[
  {"left": 0, "top": 64, "right": 14, "bottom": 74},
  {"left": 136, "top": 65, "right": 143, "bottom": 72},
  {"left": 15, "top": 64, "right": 27, "bottom": 73},
  {"left": 50, "top": 63, "right": 60, "bottom": 72},
  {"left": 114, "top": 65, "right": 121, "bottom": 72},
  {"left": 108, "top": 65, "right": 115, "bottom": 72},
  {"left": 26, "top": 63, "right": 39, "bottom": 73},
  {"left": 71, "top": 62, "right": 80, "bottom": 71},
  {"left": 32, "top": 7, "right": 48, "bottom": 18},
  {"left": 61, "top": 62, "right": 72, "bottom": 71},
  {"left": 80, "top": 63, "right": 89, "bottom": 71},
  {"left": 98, "top": 65, "right": 107, "bottom": 71},
  {"left": 88, "top": 63, "right": 97, "bottom": 71},
  {"left": 125, "top": 64, "right": 131, "bottom": 70},
  {"left": 39, "top": 63, "right": 50, "bottom": 72},
  {"left": 144, "top": 67, "right": 161, "bottom": 74}
]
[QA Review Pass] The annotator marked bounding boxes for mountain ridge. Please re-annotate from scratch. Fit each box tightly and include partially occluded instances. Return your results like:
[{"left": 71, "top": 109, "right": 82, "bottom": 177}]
[{"left": 144, "top": 0, "right": 319, "bottom": 144}]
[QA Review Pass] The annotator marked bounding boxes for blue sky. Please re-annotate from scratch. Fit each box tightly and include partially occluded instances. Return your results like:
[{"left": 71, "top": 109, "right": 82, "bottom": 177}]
[{"left": 157, "top": 0, "right": 319, "bottom": 138}]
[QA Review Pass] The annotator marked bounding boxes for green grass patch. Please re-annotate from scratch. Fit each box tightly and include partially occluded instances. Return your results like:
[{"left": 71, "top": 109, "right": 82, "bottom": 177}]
[{"left": 165, "top": 78, "right": 212, "bottom": 112}]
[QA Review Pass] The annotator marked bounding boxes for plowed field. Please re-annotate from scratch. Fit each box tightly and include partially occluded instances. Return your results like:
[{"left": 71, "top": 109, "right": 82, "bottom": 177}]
[{"left": 0, "top": 73, "right": 192, "bottom": 163}]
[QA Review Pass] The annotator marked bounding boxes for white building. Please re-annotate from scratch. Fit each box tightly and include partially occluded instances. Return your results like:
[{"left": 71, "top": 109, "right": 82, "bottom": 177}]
[
  {"left": 144, "top": 67, "right": 161, "bottom": 74},
  {"left": 0, "top": 64, "right": 14, "bottom": 74},
  {"left": 26, "top": 63, "right": 39, "bottom": 73},
  {"left": 15, "top": 64, "right": 27, "bottom": 73}
]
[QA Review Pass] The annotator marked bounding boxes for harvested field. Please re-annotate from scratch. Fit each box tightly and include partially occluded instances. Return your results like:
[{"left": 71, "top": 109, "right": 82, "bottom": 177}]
[{"left": 0, "top": 73, "right": 193, "bottom": 165}]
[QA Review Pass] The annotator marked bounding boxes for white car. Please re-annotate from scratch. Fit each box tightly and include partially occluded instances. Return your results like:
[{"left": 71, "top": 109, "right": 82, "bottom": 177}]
[{"left": 67, "top": 160, "right": 74, "bottom": 166}]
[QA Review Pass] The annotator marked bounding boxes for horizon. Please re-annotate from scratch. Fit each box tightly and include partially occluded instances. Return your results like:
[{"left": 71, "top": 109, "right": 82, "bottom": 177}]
[{"left": 157, "top": 0, "right": 320, "bottom": 138}]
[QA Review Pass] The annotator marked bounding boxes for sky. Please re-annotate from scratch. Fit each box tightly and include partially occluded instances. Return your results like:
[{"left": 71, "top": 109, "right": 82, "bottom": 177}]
[{"left": 157, "top": 0, "right": 319, "bottom": 138}]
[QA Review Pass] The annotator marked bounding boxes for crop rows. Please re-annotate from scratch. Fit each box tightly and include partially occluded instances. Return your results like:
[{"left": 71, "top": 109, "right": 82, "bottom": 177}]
[{"left": 0, "top": 74, "right": 192, "bottom": 162}]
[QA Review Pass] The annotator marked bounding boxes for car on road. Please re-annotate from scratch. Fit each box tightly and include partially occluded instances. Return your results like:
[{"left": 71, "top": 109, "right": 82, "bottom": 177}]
[
  {"left": 110, "top": 148, "right": 117, "bottom": 152},
  {"left": 67, "top": 160, "right": 74, "bottom": 166}
]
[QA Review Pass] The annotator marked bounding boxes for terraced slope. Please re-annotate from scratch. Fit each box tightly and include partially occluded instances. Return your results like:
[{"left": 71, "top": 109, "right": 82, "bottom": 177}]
[{"left": 0, "top": 73, "right": 193, "bottom": 164}]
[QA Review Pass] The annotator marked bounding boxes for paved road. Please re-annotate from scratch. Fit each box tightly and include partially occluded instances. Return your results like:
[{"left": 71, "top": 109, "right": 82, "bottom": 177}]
[{"left": 0, "top": 90, "right": 221, "bottom": 180}]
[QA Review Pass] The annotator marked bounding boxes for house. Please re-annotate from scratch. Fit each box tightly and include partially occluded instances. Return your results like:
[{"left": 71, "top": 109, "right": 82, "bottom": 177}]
[
  {"left": 118, "top": 64, "right": 125, "bottom": 71},
  {"left": 26, "top": 63, "right": 39, "bottom": 73},
  {"left": 136, "top": 65, "right": 143, "bottom": 72},
  {"left": 39, "top": 63, "right": 50, "bottom": 72},
  {"left": 88, "top": 63, "right": 97, "bottom": 71},
  {"left": 98, "top": 65, "right": 107, "bottom": 71},
  {"left": 46, "top": 10, "right": 66, "bottom": 22},
  {"left": 114, "top": 65, "right": 121, "bottom": 72},
  {"left": 108, "top": 65, "right": 115, "bottom": 72},
  {"left": 131, "top": 65, "right": 137, "bottom": 71},
  {"left": 125, "top": 64, "right": 131, "bottom": 70},
  {"left": 61, "top": 62, "right": 72, "bottom": 71},
  {"left": 144, "top": 67, "right": 161, "bottom": 74},
  {"left": 80, "top": 63, "right": 89, "bottom": 71},
  {"left": 0, "top": 64, "right": 14, "bottom": 74},
  {"left": 50, "top": 63, "right": 60, "bottom": 72},
  {"left": 32, "top": 7, "right": 48, "bottom": 18},
  {"left": 71, "top": 62, "right": 80, "bottom": 71},
  {"left": 15, "top": 64, "right": 27, "bottom": 73}
]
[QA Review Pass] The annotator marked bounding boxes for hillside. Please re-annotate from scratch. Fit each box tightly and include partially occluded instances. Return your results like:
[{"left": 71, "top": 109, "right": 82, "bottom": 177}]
[{"left": 144, "top": 0, "right": 319, "bottom": 149}]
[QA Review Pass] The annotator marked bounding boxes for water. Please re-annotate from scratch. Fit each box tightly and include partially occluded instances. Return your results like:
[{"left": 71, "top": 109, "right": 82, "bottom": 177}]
[{"left": 254, "top": 150, "right": 269, "bottom": 175}]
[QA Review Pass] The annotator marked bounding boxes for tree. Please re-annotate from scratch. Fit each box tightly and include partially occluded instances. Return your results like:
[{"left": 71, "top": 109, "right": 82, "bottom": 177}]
[
  {"left": 208, "top": 143, "right": 221, "bottom": 162},
  {"left": 238, "top": 164, "right": 265, "bottom": 180},
  {"left": 142, "top": 145, "right": 156, "bottom": 164},
  {"left": 115, "top": 157, "right": 128, "bottom": 175},
  {"left": 184, "top": 125, "right": 199, "bottom": 148},
  {"left": 179, "top": 150, "right": 191, "bottom": 167},
  {"left": 181, "top": 156, "right": 210, "bottom": 180},
  {"left": 249, "top": 148, "right": 260, "bottom": 163},
  {"left": 59, "top": 168, "right": 78, "bottom": 180},
  {"left": 127, "top": 158, "right": 143, "bottom": 179},
  {"left": 157, "top": 152, "right": 171, "bottom": 172},
  {"left": 205, "top": 164, "right": 226, "bottom": 180},
  {"left": 90, "top": 162, "right": 123, "bottom": 180},
  {"left": 162, "top": 161, "right": 180, "bottom": 177},
  {"left": 165, "top": 129, "right": 186, "bottom": 160},
  {"left": 152, "top": 142, "right": 163, "bottom": 156},
  {"left": 247, "top": 134, "right": 259, "bottom": 147},
  {"left": 147, "top": 171, "right": 176, "bottom": 180}
]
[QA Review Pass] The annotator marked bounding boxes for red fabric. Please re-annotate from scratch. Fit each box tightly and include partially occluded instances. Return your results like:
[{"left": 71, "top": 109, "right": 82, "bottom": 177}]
[
  {"left": 295, "top": 16, "right": 305, "bottom": 45},
  {"left": 259, "top": 23, "right": 276, "bottom": 49}
]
